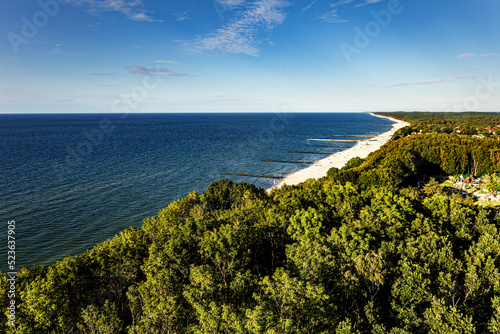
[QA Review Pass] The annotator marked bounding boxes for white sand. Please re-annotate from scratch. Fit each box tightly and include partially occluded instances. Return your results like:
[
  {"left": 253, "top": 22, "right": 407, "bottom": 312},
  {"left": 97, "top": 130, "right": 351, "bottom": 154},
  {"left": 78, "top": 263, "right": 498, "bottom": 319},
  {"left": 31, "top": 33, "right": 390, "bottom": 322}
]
[{"left": 271, "top": 113, "right": 410, "bottom": 189}]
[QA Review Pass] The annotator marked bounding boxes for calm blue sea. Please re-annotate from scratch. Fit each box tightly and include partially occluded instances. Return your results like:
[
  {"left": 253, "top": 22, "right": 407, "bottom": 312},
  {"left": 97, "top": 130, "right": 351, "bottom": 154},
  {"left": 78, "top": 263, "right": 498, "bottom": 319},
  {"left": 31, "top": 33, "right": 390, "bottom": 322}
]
[{"left": 0, "top": 113, "right": 394, "bottom": 271}]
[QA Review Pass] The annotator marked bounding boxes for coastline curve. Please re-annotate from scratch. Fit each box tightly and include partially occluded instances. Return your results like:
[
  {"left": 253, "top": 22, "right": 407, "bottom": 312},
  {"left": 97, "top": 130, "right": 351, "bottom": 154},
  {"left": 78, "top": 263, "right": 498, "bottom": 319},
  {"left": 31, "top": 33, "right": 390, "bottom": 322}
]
[{"left": 270, "top": 113, "right": 409, "bottom": 190}]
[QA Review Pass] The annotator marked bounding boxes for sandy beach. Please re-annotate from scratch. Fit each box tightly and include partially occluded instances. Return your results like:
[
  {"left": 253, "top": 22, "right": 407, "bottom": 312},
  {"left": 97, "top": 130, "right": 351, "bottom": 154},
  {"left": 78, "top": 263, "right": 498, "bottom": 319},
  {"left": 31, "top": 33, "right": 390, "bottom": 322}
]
[{"left": 273, "top": 113, "right": 409, "bottom": 189}]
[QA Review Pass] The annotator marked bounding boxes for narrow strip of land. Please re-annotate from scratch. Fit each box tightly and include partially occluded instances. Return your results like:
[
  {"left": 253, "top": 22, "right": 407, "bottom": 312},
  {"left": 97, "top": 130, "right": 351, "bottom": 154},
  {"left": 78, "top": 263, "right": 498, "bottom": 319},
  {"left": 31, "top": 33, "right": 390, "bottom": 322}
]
[{"left": 271, "top": 114, "right": 409, "bottom": 189}]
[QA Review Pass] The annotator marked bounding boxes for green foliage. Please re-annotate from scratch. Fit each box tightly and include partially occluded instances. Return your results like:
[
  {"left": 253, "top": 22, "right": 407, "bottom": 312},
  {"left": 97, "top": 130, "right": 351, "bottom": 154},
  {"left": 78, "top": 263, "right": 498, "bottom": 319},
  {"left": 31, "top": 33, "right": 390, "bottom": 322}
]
[
  {"left": 422, "top": 178, "right": 442, "bottom": 197},
  {"left": 393, "top": 126, "right": 413, "bottom": 138},
  {"left": 5, "top": 114, "right": 500, "bottom": 332},
  {"left": 247, "top": 267, "right": 329, "bottom": 333},
  {"left": 423, "top": 299, "right": 476, "bottom": 333},
  {"left": 4, "top": 177, "right": 500, "bottom": 333},
  {"left": 343, "top": 157, "right": 365, "bottom": 170},
  {"left": 78, "top": 301, "right": 122, "bottom": 333},
  {"left": 484, "top": 174, "right": 500, "bottom": 196},
  {"left": 489, "top": 297, "right": 500, "bottom": 333},
  {"left": 327, "top": 134, "right": 500, "bottom": 188},
  {"left": 201, "top": 179, "right": 264, "bottom": 213},
  {"left": 377, "top": 112, "right": 500, "bottom": 131}
]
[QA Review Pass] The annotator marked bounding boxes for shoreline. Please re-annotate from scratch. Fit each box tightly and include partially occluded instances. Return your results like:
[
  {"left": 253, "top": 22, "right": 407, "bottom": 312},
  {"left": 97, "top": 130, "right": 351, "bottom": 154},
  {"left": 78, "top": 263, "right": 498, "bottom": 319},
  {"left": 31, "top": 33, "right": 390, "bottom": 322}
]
[{"left": 270, "top": 113, "right": 409, "bottom": 190}]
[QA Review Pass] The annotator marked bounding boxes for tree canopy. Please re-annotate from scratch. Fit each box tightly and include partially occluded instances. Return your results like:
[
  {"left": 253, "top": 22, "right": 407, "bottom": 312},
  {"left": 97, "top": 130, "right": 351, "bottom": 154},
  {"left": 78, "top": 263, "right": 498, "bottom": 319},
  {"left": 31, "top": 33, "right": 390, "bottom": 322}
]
[{"left": 3, "top": 113, "right": 500, "bottom": 333}]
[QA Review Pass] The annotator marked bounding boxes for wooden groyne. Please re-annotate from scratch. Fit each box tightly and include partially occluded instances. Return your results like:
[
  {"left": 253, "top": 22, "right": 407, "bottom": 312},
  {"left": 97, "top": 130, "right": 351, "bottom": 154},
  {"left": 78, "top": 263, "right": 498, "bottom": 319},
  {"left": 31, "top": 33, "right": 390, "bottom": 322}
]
[
  {"left": 307, "top": 138, "right": 359, "bottom": 142},
  {"left": 288, "top": 151, "right": 331, "bottom": 155},
  {"left": 220, "top": 172, "right": 282, "bottom": 179},
  {"left": 328, "top": 134, "right": 372, "bottom": 137},
  {"left": 306, "top": 144, "right": 349, "bottom": 148},
  {"left": 262, "top": 159, "right": 314, "bottom": 164}
]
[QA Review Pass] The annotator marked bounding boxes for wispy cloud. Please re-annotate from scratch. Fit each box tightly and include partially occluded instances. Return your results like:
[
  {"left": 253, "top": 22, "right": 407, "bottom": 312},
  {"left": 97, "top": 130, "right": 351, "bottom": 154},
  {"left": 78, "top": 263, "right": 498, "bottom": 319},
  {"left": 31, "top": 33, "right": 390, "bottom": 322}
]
[
  {"left": 301, "top": 0, "right": 317, "bottom": 15},
  {"left": 354, "top": 0, "right": 383, "bottom": 7},
  {"left": 187, "top": 0, "right": 290, "bottom": 56},
  {"left": 127, "top": 66, "right": 188, "bottom": 76},
  {"left": 45, "top": 43, "right": 63, "bottom": 55},
  {"left": 329, "top": 0, "right": 356, "bottom": 7},
  {"left": 68, "top": 0, "right": 161, "bottom": 21},
  {"left": 167, "top": 73, "right": 189, "bottom": 77},
  {"left": 316, "top": 9, "right": 347, "bottom": 23},
  {"left": 458, "top": 53, "right": 498, "bottom": 59},
  {"left": 216, "top": 0, "right": 247, "bottom": 8},
  {"left": 176, "top": 12, "right": 189, "bottom": 21},
  {"left": 154, "top": 60, "right": 180, "bottom": 64},
  {"left": 387, "top": 78, "right": 453, "bottom": 87},
  {"left": 386, "top": 76, "right": 475, "bottom": 87},
  {"left": 315, "top": 0, "right": 383, "bottom": 23}
]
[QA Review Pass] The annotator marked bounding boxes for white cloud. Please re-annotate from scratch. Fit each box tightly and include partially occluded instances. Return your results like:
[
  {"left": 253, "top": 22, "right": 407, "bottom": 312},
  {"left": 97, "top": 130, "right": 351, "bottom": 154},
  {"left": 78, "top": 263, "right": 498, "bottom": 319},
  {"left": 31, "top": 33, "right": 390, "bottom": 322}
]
[
  {"left": 129, "top": 12, "right": 159, "bottom": 22},
  {"left": 154, "top": 60, "right": 180, "bottom": 64},
  {"left": 316, "top": 9, "right": 347, "bottom": 23},
  {"left": 386, "top": 76, "right": 475, "bottom": 87},
  {"left": 300, "top": 0, "right": 317, "bottom": 15},
  {"left": 458, "top": 53, "right": 499, "bottom": 59},
  {"left": 127, "top": 66, "right": 188, "bottom": 76},
  {"left": 216, "top": 0, "right": 247, "bottom": 8},
  {"left": 387, "top": 78, "right": 453, "bottom": 87},
  {"left": 69, "top": 0, "right": 161, "bottom": 21},
  {"left": 127, "top": 66, "right": 172, "bottom": 74},
  {"left": 188, "top": 0, "right": 290, "bottom": 56},
  {"left": 329, "top": 0, "right": 356, "bottom": 7},
  {"left": 176, "top": 12, "right": 189, "bottom": 21},
  {"left": 354, "top": 0, "right": 383, "bottom": 7},
  {"left": 315, "top": 0, "right": 382, "bottom": 24}
]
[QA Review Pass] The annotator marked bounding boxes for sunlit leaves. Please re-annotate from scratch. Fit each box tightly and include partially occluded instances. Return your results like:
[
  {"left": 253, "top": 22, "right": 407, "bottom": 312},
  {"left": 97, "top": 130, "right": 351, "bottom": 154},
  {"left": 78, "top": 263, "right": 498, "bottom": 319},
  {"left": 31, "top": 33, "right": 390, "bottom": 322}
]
[
  {"left": 78, "top": 301, "right": 122, "bottom": 334},
  {"left": 5, "top": 135, "right": 500, "bottom": 334},
  {"left": 423, "top": 299, "right": 476, "bottom": 334},
  {"left": 247, "top": 267, "right": 329, "bottom": 333}
]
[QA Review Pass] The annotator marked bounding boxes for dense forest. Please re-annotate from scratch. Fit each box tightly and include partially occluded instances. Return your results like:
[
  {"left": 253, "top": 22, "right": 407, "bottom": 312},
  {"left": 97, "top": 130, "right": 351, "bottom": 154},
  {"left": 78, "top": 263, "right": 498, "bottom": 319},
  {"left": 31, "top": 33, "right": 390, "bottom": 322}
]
[
  {"left": 380, "top": 112, "right": 500, "bottom": 137},
  {"left": 3, "top": 113, "right": 500, "bottom": 333}
]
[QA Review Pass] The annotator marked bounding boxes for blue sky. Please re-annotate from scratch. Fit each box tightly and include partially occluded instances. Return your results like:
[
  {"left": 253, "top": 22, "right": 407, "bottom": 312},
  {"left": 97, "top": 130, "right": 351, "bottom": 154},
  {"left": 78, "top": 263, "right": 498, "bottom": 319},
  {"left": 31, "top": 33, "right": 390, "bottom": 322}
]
[{"left": 0, "top": 0, "right": 499, "bottom": 113}]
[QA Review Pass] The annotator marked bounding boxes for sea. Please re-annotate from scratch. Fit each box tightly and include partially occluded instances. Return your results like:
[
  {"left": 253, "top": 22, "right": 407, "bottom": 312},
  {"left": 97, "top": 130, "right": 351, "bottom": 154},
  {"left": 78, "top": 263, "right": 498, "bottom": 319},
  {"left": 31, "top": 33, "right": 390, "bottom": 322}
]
[{"left": 0, "top": 113, "right": 394, "bottom": 271}]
